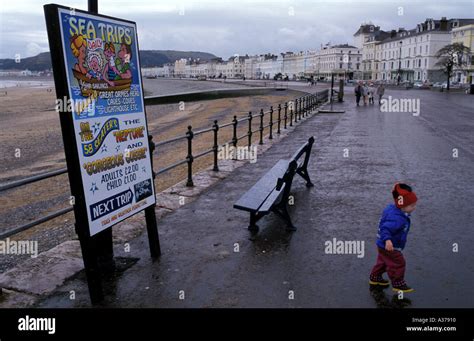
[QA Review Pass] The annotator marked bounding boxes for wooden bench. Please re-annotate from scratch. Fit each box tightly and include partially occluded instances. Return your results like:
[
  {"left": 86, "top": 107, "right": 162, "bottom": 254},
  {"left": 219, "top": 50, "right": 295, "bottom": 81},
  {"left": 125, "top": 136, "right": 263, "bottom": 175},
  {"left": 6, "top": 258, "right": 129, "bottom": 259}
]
[{"left": 233, "top": 137, "right": 315, "bottom": 232}]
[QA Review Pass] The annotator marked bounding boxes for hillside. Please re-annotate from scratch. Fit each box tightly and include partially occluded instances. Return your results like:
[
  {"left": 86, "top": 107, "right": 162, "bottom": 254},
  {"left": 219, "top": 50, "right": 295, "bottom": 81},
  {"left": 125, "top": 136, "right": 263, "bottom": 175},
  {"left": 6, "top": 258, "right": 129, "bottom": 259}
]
[{"left": 0, "top": 50, "right": 218, "bottom": 71}]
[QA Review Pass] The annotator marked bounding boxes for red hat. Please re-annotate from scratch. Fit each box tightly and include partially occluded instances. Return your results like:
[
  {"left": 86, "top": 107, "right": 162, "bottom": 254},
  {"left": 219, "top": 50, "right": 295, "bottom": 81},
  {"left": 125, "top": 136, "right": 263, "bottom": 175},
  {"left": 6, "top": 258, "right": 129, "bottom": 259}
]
[{"left": 393, "top": 183, "right": 417, "bottom": 208}]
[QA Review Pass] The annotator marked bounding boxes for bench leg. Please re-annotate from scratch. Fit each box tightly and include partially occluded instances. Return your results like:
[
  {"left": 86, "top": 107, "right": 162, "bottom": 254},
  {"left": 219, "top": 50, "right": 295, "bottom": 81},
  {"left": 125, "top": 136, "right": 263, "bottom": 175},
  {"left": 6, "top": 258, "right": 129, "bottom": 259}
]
[
  {"left": 272, "top": 204, "right": 297, "bottom": 231},
  {"left": 249, "top": 213, "right": 259, "bottom": 232},
  {"left": 297, "top": 167, "right": 314, "bottom": 187}
]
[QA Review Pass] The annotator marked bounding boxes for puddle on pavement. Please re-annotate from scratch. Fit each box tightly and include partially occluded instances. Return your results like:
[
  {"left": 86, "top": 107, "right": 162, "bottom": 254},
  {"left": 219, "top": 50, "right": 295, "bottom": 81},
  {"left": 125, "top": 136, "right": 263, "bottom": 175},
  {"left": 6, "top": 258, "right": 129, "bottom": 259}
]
[{"left": 369, "top": 285, "right": 412, "bottom": 308}]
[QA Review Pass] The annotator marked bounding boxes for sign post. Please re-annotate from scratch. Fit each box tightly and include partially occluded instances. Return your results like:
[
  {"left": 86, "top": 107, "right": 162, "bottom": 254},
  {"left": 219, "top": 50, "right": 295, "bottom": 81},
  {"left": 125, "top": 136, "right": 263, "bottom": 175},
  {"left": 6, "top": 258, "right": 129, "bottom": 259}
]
[{"left": 44, "top": 3, "right": 161, "bottom": 304}]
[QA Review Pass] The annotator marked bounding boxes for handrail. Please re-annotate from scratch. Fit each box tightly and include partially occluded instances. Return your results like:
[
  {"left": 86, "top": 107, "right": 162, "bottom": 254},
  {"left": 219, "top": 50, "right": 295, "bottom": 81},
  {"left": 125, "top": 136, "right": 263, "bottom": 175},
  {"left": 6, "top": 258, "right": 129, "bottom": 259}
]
[{"left": 0, "top": 89, "right": 329, "bottom": 239}]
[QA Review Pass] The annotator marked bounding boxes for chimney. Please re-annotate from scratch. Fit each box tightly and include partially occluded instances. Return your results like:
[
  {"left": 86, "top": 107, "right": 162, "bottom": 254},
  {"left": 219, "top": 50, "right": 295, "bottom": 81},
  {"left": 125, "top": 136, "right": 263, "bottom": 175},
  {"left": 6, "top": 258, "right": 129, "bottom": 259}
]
[
  {"left": 440, "top": 17, "right": 448, "bottom": 31},
  {"left": 390, "top": 29, "right": 397, "bottom": 38}
]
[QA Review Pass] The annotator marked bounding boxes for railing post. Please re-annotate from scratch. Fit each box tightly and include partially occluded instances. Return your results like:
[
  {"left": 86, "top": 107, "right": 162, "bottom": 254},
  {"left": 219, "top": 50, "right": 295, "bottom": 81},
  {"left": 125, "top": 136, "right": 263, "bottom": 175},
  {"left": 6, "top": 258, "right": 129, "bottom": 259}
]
[
  {"left": 186, "top": 125, "right": 194, "bottom": 187},
  {"left": 306, "top": 96, "right": 308, "bottom": 116},
  {"left": 302, "top": 96, "right": 306, "bottom": 117},
  {"left": 259, "top": 108, "right": 264, "bottom": 145},
  {"left": 212, "top": 120, "right": 219, "bottom": 172},
  {"left": 148, "top": 135, "right": 156, "bottom": 179},
  {"left": 284, "top": 102, "right": 288, "bottom": 129},
  {"left": 277, "top": 104, "right": 281, "bottom": 134},
  {"left": 247, "top": 111, "right": 253, "bottom": 148},
  {"left": 299, "top": 97, "right": 302, "bottom": 120},
  {"left": 289, "top": 101, "right": 293, "bottom": 127},
  {"left": 269, "top": 106, "right": 273, "bottom": 140},
  {"left": 232, "top": 115, "right": 238, "bottom": 148},
  {"left": 294, "top": 98, "right": 298, "bottom": 123}
]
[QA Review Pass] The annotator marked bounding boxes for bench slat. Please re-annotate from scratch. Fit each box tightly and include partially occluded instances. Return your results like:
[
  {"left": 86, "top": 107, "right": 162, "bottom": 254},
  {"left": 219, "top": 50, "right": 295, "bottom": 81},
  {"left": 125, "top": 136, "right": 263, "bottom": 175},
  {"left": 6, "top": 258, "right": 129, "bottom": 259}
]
[
  {"left": 233, "top": 160, "right": 289, "bottom": 212},
  {"left": 258, "top": 183, "right": 286, "bottom": 213}
]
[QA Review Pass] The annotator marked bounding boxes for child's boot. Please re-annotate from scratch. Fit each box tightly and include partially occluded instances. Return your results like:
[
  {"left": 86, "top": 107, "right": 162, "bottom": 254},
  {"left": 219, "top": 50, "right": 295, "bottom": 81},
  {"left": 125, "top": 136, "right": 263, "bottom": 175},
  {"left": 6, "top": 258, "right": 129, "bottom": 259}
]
[
  {"left": 369, "top": 275, "right": 390, "bottom": 288},
  {"left": 392, "top": 282, "right": 414, "bottom": 293}
]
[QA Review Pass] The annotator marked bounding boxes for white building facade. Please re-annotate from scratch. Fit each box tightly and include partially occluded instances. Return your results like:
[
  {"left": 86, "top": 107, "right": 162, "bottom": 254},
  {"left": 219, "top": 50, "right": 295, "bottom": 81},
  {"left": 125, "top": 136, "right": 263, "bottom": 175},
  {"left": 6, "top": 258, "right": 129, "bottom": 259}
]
[{"left": 357, "top": 18, "right": 474, "bottom": 83}]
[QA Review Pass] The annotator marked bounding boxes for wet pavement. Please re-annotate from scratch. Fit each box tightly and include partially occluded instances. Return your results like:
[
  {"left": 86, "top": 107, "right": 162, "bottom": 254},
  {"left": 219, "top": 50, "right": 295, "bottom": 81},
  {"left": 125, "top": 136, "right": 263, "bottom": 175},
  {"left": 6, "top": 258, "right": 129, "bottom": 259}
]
[{"left": 36, "top": 89, "right": 474, "bottom": 308}]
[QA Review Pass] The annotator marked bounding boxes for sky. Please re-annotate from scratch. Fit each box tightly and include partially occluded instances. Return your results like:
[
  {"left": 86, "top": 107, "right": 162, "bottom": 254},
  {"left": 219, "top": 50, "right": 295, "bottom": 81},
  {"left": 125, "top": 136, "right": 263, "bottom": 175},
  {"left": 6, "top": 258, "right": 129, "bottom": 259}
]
[{"left": 0, "top": 0, "right": 473, "bottom": 60}]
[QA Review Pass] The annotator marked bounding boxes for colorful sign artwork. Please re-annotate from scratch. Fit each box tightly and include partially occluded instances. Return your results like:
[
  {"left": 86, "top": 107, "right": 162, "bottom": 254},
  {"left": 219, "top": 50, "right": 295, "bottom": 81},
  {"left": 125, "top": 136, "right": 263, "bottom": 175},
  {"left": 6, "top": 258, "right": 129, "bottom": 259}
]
[{"left": 58, "top": 8, "right": 155, "bottom": 236}]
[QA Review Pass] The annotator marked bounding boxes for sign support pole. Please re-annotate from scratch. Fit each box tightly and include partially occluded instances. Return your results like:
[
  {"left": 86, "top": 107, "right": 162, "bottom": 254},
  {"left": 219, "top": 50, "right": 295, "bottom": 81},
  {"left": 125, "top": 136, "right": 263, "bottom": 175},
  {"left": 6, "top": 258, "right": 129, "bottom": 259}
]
[
  {"left": 144, "top": 135, "right": 161, "bottom": 258},
  {"left": 87, "top": 0, "right": 116, "bottom": 278}
]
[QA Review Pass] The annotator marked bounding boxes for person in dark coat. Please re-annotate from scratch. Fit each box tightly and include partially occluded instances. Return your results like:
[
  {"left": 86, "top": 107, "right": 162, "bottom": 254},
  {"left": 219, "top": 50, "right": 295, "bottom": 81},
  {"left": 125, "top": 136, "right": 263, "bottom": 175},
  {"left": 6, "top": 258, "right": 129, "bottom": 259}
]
[{"left": 354, "top": 81, "right": 362, "bottom": 106}]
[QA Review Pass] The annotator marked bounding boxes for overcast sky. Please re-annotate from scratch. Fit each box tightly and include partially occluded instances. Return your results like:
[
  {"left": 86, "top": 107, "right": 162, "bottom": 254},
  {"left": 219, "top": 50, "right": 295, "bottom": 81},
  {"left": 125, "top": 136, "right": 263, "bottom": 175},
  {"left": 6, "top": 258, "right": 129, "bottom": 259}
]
[{"left": 0, "top": 0, "right": 472, "bottom": 59}]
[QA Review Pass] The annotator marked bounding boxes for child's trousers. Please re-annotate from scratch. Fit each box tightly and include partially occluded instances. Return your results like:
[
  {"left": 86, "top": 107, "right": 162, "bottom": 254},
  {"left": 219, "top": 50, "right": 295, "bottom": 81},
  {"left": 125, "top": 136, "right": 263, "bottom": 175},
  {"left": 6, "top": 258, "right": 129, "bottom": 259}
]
[{"left": 370, "top": 247, "right": 407, "bottom": 287}]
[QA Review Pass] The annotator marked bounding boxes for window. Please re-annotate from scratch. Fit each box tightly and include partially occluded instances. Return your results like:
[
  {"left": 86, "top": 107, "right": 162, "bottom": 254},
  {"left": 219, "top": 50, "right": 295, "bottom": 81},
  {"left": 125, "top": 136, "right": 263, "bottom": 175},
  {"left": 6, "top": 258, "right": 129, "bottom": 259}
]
[
  {"left": 339, "top": 63, "right": 343, "bottom": 69},
  {"left": 407, "top": 60, "right": 410, "bottom": 68},
  {"left": 424, "top": 59, "right": 427, "bottom": 67}
]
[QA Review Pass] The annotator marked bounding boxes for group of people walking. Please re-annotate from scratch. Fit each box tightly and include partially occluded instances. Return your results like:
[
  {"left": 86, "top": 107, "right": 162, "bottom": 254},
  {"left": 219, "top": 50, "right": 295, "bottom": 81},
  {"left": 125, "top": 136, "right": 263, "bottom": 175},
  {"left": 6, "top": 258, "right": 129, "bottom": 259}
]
[{"left": 354, "top": 81, "right": 385, "bottom": 106}]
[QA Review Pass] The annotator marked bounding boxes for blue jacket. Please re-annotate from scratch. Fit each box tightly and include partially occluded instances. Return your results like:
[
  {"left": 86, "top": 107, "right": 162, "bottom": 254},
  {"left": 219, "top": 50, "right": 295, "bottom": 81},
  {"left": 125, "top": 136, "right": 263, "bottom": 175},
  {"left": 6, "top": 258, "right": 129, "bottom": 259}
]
[{"left": 376, "top": 204, "right": 411, "bottom": 251}]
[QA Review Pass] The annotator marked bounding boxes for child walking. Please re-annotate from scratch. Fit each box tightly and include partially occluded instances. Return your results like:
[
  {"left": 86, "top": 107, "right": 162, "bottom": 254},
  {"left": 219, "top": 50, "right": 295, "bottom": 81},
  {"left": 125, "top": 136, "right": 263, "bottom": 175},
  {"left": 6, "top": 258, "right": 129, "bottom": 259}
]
[{"left": 369, "top": 183, "right": 418, "bottom": 292}]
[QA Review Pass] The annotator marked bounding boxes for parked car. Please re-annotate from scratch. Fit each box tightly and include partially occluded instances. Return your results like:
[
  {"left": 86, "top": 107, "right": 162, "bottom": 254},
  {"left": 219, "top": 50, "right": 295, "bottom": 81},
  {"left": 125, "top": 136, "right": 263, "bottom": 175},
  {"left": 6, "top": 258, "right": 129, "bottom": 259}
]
[
  {"left": 413, "top": 81, "right": 423, "bottom": 88},
  {"left": 413, "top": 81, "right": 430, "bottom": 89},
  {"left": 432, "top": 82, "right": 442, "bottom": 88}
]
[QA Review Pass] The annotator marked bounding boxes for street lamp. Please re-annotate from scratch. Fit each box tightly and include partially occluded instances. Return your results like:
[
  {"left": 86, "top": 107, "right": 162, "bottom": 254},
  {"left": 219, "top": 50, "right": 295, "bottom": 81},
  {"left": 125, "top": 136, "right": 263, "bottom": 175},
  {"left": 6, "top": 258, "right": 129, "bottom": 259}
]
[{"left": 397, "top": 40, "right": 402, "bottom": 85}]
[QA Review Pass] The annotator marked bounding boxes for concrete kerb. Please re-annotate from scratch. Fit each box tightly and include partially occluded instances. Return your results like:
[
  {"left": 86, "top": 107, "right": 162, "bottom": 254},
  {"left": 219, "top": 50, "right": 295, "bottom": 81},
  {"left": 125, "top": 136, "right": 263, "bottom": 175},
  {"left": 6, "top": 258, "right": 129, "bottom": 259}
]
[
  {"left": 0, "top": 241, "right": 83, "bottom": 306},
  {"left": 0, "top": 100, "right": 327, "bottom": 307}
]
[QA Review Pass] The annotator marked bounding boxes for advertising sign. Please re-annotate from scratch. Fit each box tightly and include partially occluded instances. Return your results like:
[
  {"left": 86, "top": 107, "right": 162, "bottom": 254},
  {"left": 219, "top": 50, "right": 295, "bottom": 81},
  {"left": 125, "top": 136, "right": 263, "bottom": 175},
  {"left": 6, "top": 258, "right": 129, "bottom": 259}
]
[{"left": 55, "top": 7, "right": 155, "bottom": 236}]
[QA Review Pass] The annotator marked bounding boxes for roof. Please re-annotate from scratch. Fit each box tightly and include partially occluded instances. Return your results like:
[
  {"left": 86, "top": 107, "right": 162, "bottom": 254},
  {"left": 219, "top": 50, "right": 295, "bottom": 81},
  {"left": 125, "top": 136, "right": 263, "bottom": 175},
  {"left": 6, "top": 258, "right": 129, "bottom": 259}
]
[
  {"left": 353, "top": 24, "right": 380, "bottom": 36},
  {"left": 369, "top": 18, "right": 474, "bottom": 45},
  {"left": 332, "top": 44, "right": 358, "bottom": 49}
]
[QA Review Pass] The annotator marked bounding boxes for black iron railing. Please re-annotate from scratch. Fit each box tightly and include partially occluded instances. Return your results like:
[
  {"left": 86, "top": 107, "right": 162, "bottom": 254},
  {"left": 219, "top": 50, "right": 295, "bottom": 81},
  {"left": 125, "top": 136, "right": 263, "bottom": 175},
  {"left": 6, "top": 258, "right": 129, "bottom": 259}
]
[{"left": 0, "top": 89, "right": 329, "bottom": 239}]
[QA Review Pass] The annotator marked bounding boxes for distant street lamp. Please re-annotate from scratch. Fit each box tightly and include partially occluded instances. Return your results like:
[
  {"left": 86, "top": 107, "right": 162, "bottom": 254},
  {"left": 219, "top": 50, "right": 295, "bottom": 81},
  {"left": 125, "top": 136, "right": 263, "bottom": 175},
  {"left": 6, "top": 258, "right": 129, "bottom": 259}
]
[{"left": 397, "top": 40, "right": 403, "bottom": 85}]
